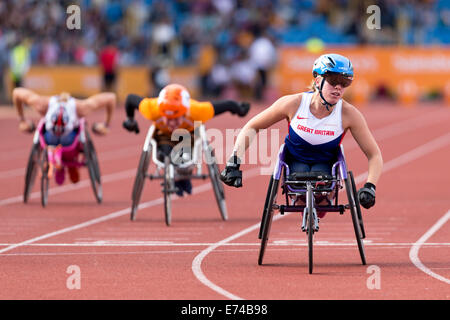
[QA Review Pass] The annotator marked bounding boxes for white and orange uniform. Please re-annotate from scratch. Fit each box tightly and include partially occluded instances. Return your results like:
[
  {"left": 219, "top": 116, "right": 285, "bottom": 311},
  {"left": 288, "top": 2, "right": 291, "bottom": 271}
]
[{"left": 138, "top": 98, "right": 215, "bottom": 135}]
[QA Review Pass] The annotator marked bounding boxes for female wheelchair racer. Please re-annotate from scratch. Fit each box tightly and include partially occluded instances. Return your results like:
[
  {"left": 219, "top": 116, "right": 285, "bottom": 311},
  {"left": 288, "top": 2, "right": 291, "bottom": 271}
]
[{"left": 220, "top": 54, "right": 383, "bottom": 272}]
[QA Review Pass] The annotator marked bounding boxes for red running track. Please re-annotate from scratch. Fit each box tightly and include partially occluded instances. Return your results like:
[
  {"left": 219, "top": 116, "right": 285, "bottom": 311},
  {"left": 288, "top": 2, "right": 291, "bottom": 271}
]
[{"left": 0, "top": 102, "right": 449, "bottom": 300}]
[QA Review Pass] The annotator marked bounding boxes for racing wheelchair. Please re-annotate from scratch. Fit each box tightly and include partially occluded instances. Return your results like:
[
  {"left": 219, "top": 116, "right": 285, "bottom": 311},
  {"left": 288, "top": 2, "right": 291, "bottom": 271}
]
[
  {"left": 258, "top": 144, "right": 366, "bottom": 274},
  {"left": 23, "top": 118, "right": 102, "bottom": 207},
  {"left": 130, "top": 124, "right": 227, "bottom": 226}
]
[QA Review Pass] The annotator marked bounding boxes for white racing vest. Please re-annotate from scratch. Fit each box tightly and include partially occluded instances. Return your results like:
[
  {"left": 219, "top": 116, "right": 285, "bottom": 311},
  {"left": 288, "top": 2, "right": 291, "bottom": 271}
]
[
  {"left": 284, "top": 92, "right": 345, "bottom": 164},
  {"left": 44, "top": 96, "right": 79, "bottom": 136}
]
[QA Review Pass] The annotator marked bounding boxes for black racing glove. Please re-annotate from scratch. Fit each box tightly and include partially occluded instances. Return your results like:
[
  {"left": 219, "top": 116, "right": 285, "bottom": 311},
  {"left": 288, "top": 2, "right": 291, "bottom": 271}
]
[
  {"left": 237, "top": 102, "right": 250, "bottom": 117},
  {"left": 220, "top": 155, "right": 242, "bottom": 188},
  {"left": 122, "top": 118, "right": 139, "bottom": 134},
  {"left": 358, "top": 182, "right": 376, "bottom": 209}
]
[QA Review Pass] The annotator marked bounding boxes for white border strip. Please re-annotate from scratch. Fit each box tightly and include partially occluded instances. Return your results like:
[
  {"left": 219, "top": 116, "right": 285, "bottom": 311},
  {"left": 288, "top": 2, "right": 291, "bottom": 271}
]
[
  {"left": 192, "top": 212, "right": 289, "bottom": 300},
  {"left": 409, "top": 210, "right": 450, "bottom": 285}
]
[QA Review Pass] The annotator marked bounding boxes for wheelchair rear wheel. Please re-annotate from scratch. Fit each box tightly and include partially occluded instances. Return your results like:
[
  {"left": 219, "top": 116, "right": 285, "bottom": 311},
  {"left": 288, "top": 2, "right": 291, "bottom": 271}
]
[
  {"left": 258, "top": 176, "right": 280, "bottom": 265},
  {"left": 130, "top": 147, "right": 151, "bottom": 221},
  {"left": 163, "top": 156, "right": 173, "bottom": 226},
  {"left": 258, "top": 176, "right": 274, "bottom": 239},
  {"left": 349, "top": 171, "right": 366, "bottom": 239},
  {"left": 84, "top": 130, "right": 102, "bottom": 204},
  {"left": 24, "top": 142, "right": 42, "bottom": 203},
  {"left": 40, "top": 149, "right": 49, "bottom": 207},
  {"left": 344, "top": 176, "right": 367, "bottom": 265},
  {"left": 207, "top": 153, "right": 227, "bottom": 221}
]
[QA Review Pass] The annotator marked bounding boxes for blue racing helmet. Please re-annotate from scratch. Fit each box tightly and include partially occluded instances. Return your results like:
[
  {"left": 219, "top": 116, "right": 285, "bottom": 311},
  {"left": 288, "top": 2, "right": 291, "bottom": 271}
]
[
  {"left": 312, "top": 53, "right": 354, "bottom": 78},
  {"left": 312, "top": 54, "right": 354, "bottom": 110}
]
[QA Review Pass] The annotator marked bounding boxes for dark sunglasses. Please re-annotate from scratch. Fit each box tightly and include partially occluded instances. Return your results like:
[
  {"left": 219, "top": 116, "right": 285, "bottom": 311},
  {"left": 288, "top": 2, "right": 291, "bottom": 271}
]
[{"left": 324, "top": 73, "right": 353, "bottom": 88}]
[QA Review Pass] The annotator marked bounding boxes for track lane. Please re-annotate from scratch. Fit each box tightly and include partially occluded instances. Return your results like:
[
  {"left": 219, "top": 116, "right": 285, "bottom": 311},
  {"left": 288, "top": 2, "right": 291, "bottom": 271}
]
[{"left": 0, "top": 104, "right": 449, "bottom": 299}]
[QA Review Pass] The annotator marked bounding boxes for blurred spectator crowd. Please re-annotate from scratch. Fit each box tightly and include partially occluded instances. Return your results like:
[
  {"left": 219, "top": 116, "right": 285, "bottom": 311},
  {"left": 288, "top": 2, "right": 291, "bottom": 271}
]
[
  {"left": 283, "top": 0, "right": 450, "bottom": 45},
  {"left": 0, "top": 0, "right": 449, "bottom": 100}
]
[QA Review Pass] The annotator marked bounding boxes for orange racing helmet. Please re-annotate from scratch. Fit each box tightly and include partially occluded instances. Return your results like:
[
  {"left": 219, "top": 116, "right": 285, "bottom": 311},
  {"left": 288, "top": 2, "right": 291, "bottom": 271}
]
[{"left": 157, "top": 84, "right": 190, "bottom": 119}]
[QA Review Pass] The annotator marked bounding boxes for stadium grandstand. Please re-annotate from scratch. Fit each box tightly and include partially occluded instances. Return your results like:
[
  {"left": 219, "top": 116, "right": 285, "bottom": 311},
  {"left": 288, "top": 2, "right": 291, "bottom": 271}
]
[{"left": 0, "top": 0, "right": 449, "bottom": 103}]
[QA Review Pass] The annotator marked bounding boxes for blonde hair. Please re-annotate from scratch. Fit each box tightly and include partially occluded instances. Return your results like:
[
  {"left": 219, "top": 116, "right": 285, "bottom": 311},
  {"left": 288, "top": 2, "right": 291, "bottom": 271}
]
[
  {"left": 308, "top": 80, "right": 317, "bottom": 92},
  {"left": 308, "top": 74, "right": 325, "bottom": 92}
]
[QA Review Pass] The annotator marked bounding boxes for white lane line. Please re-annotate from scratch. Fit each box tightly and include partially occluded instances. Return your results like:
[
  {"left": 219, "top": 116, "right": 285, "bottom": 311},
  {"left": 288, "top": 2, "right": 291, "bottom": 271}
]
[
  {"left": 0, "top": 168, "right": 137, "bottom": 207},
  {"left": 366, "top": 107, "right": 450, "bottom": 141},
  {"left": 0, "top": 197, "right": 158, "bottom": 254},
  {"left": 0, "top": 145, "right": 140, "bottom": 180},
  {"left": 1, "top": 243, "right": 450, "bottom": 258},
  {"left": 191, "top": 131, "right": 450, "bottom": 300},
  {"left": 0, "top": 241, "right": 449, "bottom": 248},
  {"left": 0, "top": 249, "right": 206, "bottom": 257},
  {"left": 383, "top": 132, "right": 450, "bottom": 173},
  {"left": 409, "top": 210, "right": 450, "bottom": 285},
  {"left": 0, "top": 168, "right": 261, "bottom": 255},
  {"left": 192, "top": 212, "right": 289, "bottom": 301},
  {"left": 0, "top": 168, "right": 24, "bottom": 179}
]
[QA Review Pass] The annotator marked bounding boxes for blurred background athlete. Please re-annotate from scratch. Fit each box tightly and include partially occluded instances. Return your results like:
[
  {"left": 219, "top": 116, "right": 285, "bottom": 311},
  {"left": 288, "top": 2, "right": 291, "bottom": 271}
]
[{"left": 123, "top": 83, "right": 250, "bottom": 196}]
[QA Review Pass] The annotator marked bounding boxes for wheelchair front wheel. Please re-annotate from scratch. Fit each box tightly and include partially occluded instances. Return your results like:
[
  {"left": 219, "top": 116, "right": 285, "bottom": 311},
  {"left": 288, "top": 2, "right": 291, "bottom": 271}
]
[
  {"left": 306, "top": 183, "right": 315, "bottom": 274},
  {"left": 130, "top": 148, "right": 151, "bottom": 221},
  {"left": 24, "top": 142, "right": 42, "bottom": 203}
]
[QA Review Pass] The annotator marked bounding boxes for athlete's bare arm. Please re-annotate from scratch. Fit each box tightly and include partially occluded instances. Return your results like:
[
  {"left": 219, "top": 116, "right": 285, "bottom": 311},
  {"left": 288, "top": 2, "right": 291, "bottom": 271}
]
[
  {"left": 231, "top": 93, "right": 301, "bottom": 159},
  {"left": 13, "top": 87, "right": 51, "bottom": 132},
  {"left": 76, "top": 92, "right": 116, "bottom": 135},
  {"left": 342, "top": 101, "right": 383, "bottom": 185}
]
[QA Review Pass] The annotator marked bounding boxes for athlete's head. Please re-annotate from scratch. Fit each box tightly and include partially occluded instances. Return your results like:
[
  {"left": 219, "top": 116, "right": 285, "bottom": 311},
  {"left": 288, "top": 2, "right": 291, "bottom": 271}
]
[
  {"left": 158, "top": 84, "right": 190, "bottom": 119},
  {"left": 58, "top": 92, "right": 71, "bottom": 102},
  {"left": 312, "top": 54, "right": 353, "bottom": 108},
  {"left": 50, "top": 92, "right": 71, "bottom": 136}
]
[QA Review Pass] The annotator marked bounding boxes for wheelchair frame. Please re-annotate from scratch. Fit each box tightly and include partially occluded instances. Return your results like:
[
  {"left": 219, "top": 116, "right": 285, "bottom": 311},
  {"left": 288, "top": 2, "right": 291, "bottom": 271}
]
[
  {"left": 258, "top": 144, "right": 366, "bottom": 273},
  {"left": 23, "top": 118, "right": 102, "bottom": 207},
  {"left": 130, "top": 123, "right": 227, "bottom": 226}
]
